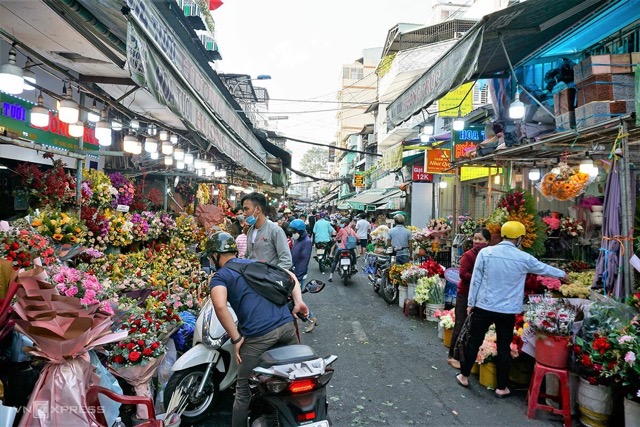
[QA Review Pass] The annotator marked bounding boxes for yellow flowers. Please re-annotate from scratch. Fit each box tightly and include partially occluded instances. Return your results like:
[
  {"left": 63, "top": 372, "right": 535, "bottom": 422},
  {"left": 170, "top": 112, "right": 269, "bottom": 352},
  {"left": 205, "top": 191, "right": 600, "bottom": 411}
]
[
  {"left": 31, "top": 209, "right": 87, "bottom": 245},
  {"left": 31, "top": 219, "right": 42, "bottom": 227},
  {"left": 52, "top": 234, "right": 64, "bottom": 241}
]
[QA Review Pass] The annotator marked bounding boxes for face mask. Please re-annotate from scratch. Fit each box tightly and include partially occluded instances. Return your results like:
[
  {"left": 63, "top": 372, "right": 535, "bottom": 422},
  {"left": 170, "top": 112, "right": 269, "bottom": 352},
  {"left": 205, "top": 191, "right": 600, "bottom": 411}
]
[
  {"left": 245, "top": 207, "right": 258, "bottom": 226},
  {"left": 209, "top": 255, "right": 219, "bottom": 272},
  {"left": 473, "top": 242, "right": 488, "bottom": 250},
  {"left": 292, "top": 233, "right": 300, "bottom": 240}
]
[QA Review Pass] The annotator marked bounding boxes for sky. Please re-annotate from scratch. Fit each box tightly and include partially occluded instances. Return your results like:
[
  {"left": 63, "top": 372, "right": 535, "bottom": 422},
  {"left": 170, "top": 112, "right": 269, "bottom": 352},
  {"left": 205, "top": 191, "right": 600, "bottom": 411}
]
[{"left": 213, "top": 0, "right": 435, "bottom": 169}]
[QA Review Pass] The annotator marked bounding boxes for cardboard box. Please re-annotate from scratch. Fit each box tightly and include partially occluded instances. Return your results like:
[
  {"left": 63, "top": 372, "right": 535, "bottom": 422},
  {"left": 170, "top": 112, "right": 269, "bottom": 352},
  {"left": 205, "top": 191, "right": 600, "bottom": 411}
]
[
  {"left": 555, "top": 111, "right": 576, "bottom": 130},
  {"left": 575, "top": 74, "right": 635, "bottom": 107},
  {"left": 574, "top": 54, "right": 632, "bottom": 84},
  {"left": 575, "top": 100, "right": 634, "bottom": 128},
  {"left": 553, "top": 88, "right": 576, "bottom": 116}
]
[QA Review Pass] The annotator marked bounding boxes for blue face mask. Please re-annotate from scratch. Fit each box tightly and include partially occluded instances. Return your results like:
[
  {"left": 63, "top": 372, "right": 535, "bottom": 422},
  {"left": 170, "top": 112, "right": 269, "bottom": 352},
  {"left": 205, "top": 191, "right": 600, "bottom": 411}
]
[{"left": 245, "top": 207, "right": 258, "bottom": 226}]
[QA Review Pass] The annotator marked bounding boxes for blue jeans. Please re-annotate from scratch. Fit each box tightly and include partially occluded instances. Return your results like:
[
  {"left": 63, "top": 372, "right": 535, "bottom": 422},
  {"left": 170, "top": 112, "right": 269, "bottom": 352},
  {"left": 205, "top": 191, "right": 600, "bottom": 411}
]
[{"left": 396, "top": 254, "right": 409, "bottom": 265}]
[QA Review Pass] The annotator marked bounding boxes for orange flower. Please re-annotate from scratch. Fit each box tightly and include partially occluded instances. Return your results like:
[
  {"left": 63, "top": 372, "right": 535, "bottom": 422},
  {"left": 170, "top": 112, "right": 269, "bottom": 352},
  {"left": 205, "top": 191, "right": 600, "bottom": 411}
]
[
  {"left": 52, "top": 233, "right": 64, "bottom": 241},
  {"left": 32, "top": 219, "right": 42, "bottom": 227},
  {"left": 74, "top": 227, "right": 82, "bottom": 233},
  {"left": 69, "top": 236, "right": 77, "bottom": 243}
]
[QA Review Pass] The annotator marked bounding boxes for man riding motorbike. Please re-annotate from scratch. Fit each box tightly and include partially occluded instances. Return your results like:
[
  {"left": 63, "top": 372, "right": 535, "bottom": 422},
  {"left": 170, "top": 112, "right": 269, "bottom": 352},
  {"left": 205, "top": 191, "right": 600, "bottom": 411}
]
[
  {"left": 207, "top": 232, "right": 309, "bottom": 427},
  {"left": 328, "top": 218, "right": 357, "bottom": 283},
  {"left": 387, "top": 214, "right": 412, "bottom": 265}
]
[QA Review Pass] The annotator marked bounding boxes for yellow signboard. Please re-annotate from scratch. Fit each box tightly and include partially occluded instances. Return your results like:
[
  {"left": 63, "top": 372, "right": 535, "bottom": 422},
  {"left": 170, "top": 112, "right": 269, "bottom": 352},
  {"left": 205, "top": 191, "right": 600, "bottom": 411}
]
[
  {"left": 460, "top": 167, "right": 502, "bottom": 181},
  {"left": 438, "top": 82, "right": 474, "bottom": 117},
  {"left": 382, "top": 143, "right": 403, "bottom": 170},
  {"left": 353, "top": 172, "right": 365, "bottom": 187},
  {"left": 426, "top": 149, "right": 452, "bottom": 174}
]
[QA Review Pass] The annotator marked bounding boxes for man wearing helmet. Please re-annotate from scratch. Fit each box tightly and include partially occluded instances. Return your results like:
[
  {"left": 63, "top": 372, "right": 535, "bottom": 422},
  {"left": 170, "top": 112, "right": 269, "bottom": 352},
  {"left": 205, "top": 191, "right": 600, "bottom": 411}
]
[
  {"left": 207, "top": 232, "right": 309, "bottom": 427},
  {"left": 455, "top": 221, "right": 565, "bottom": 398},
  {"left": 387, "top": 214, "right": 412, "bottom": 265},
  {"left": 289, "top": 219, "right": 318, "bottom": 332}
]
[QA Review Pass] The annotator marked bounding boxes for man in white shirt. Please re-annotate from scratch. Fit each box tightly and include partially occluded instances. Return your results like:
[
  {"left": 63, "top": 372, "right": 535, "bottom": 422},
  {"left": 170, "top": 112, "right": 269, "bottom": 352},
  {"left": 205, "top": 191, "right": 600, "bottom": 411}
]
[{"left": 355, "top": 213, "right": 371, "bottom": 257}]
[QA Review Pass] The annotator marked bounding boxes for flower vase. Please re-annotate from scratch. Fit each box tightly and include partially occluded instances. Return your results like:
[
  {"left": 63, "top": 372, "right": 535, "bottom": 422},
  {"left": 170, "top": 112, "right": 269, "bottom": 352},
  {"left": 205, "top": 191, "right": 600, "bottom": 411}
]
[
  {"left": 577, "top": 377, "right": 613, "bottom": 427},
  {"left": 398, "top": 285, "right": 408, "bottom": 308},
  {"left": 624, "top": 398, "right": 640, "bottom": 427},
  {"left": 407, "top": 282, "right": 416, "bottom": 300},
  {"left": 443, "top": 328, "right": 453, "bottom": 348},
  {"left": 479, "top": 362, "right": 497, "bottom": 389},
  {"left": 535, "top": 333, "right": 570, "bottom": 368}
]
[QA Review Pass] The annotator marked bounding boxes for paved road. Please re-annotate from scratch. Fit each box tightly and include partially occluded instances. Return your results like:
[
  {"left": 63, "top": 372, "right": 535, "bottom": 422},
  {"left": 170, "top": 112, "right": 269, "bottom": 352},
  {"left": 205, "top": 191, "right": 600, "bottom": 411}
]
[{"left": 193, "top": 256, "right": 564, "bottom": 426}]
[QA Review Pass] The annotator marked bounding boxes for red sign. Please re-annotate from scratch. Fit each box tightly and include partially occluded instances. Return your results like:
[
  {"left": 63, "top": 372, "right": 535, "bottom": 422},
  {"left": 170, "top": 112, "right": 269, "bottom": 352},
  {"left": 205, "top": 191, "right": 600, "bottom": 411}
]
[
  {"left": 426, "top": 149, "right": 452, "bottom": 174},
  {"left": 412, "top": 166, "right": 433, "bottom": 182}
]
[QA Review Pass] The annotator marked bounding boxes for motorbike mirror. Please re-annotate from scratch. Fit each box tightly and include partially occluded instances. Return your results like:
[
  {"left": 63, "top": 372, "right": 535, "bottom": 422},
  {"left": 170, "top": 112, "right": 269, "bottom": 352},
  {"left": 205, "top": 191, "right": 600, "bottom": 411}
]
[{"left": 305, "top": 280, "right": 325, "bottom": 293}]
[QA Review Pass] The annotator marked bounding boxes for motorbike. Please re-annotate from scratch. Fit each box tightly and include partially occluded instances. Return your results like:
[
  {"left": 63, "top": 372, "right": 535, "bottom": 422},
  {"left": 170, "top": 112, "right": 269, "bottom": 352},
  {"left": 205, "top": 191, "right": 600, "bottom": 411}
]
[
  {"left": 373, "top": 247, "right": 400, "bottom": 305},
  {"left": 164, "top": 280, "right": 335, "bottom": 426},
  {"left": 365, "top": 247, "right": 395, "bottom": 294},
  {"left": 313, "top": 241, "right": 334, "bottom": 274},
  {"left": 335, "top": 248, "right": 356, "bottom": 286}
]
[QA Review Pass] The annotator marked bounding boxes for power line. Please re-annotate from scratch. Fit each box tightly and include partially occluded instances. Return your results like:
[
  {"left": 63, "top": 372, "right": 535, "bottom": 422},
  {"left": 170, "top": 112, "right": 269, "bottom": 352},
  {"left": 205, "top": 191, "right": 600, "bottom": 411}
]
[
  {"left": 283, "top": 135, "right": 382, "bottom": 156},
  {"left": 271, "top": 98, "right": 387, "bottom": 105}
]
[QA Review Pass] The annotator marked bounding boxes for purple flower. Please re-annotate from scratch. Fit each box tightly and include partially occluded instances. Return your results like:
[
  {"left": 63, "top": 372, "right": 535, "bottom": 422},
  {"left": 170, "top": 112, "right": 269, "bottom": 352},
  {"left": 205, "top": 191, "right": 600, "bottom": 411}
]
[{"left": 625, "top": 351, "right": 636, "bottom": 364}]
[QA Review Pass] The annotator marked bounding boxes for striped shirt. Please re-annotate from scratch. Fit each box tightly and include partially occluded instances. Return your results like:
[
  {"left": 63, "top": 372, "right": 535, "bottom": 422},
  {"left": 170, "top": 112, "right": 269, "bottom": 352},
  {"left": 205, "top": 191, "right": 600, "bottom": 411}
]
[{"left": 235, "top": 233, "right": 248, "bottom": 258}]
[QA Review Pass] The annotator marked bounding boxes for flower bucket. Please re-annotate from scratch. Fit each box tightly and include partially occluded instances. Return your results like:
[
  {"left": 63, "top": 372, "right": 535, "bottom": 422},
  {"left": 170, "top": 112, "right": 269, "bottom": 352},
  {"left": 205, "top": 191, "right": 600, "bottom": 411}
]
[
  {"left": 407, "top": 283, "right": 416, "bottom": 300},
  {"left": 443, "top": 328, "right": 453, "bottom": 348},
  {"left": 425, "top": 303, "right": 444, "bottom": 322},
  {"left": 398, "top": 286, "right": 408, "bottom": 308},
  {"left": 479, "top": 362, "right": 497, "bottom": 389},
  {"left": 535, "top": 334, "right": 570, "bottom": 368},
  {"left": 577, "top": 378, "right": 613, "bottom": 427},
  {"left": 624, "top": 398, "right": 640, "bottom": 427},
  {"left": 470, "top": 363, "right": 480, "bottom": 375}
]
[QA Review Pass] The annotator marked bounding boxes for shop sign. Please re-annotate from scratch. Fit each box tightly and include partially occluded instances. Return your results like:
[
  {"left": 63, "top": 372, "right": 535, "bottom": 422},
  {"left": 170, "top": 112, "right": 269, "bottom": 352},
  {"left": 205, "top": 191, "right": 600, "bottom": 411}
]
[
  {"left": 426, "top": 149, "right": 451, "bottom": 174},
  {"left": 460, "top": 167, "right": 502, "bottom": 182},
  {"left": 438, "top": 82, "right": 474, "bottom": 117},
  {"left": 381, "top": 143, "right": 403, "bottom": 170},
  {"left": 412, "top": 165, "right": 433, "bottom": 182},
  {"left": 452, "top": 125, "right": 486, "bottom": 160},
  {"left": 386, "top": 27, "right": 483, "bottom": 129},
  {"left": 353, "top": 172, "right": 365, "bottom": 188},
  {"left": 0, "top": 93, "right": 99, "bottom": 152},
  {"left": 125, "top": 0, "right": 272, "bottom": 183}
]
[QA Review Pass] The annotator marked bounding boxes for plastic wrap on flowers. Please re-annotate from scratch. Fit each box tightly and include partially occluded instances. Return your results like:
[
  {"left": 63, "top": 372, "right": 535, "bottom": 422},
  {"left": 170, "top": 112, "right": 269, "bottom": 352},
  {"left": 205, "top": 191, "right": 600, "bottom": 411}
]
[
  {"left": 173, "top": 311, "right": 197, "bottom": 352},
  {"left": 536, "top": 163, "right": 594, "bottom": 201}
]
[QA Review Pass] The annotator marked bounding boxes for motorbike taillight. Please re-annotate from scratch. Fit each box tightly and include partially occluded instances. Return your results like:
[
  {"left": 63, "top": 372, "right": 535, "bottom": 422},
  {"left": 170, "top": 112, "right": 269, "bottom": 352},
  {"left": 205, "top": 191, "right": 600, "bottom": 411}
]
[
  {"left": 296, "top": 412, "right": 316, "bottom": 422},
  {"left": 317, "top": 369, "right": 334, "bottom": 387},
  {"left": 289, "top": 378, "right": 316, "bottom": 393},
  {"left": 340, "top": 252, "right": 350, "bottom": 257},
  {"left": 264, "top": 378, "right": 289, "bottom": 394}
]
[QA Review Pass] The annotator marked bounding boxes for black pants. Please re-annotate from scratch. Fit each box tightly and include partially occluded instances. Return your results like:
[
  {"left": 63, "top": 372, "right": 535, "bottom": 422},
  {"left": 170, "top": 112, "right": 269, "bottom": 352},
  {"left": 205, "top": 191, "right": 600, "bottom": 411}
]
[
  {"left": 331, "top": 249, "right": 356, "bottom": 273},
  {"left": 460, "top": 307, "right": 515, "bottom": 390},
  {"left": 448, "top": 293, "right": 468, "bottom": 361}
]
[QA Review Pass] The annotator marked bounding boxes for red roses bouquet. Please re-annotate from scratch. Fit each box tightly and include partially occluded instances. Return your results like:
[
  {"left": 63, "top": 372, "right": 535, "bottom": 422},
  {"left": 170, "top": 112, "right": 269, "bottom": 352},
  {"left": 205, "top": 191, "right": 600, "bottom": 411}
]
[
  {"left": 110, "top": 336, "right": 165, "bottom": 367},
  {"left": 419, "top": 259, "right": 445, "bottom": 277}
]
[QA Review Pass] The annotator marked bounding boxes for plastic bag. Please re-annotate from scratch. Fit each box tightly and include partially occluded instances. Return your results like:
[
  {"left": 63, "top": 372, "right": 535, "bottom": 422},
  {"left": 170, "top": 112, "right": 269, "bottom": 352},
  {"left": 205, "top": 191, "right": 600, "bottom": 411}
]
[
  {"left": 173, "top": 311, "right": 197, "bottom": 352},
  {"left": 90, "top": 350, "right": 122, "bottom": 427},
  {"left": 155, "top": 340, "right": 177, "bottom": 414},
  {"left": 581, "top": 299, "right": 637, "bottom": 341},
  {"left": 535, "top": 163, "right": 594, "bottom": 201}
]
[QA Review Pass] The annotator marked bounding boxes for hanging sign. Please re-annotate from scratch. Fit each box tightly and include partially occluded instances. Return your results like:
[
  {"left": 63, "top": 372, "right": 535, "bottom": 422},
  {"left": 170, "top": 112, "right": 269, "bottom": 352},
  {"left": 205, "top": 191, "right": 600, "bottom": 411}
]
[
  {"left": 438, "top": 82, "right": 474, "bottom": 117},
  {"left": 412, "top": 166, "right": 433, "bottom": 182},
  {"left": 452, "top": 125, "right": 486, "bottom": 160},
  {"left": 353, "top": 172, "right": 365, "bottom": 188},
  {"left": 382, "top": 143, "right": 403, "bottom": 170},
  {"left": 0, "top": 93, "right": 99, "bottom": 152},
  {"left": 426, "top": 149, "right": 451, "bottom": 174}
]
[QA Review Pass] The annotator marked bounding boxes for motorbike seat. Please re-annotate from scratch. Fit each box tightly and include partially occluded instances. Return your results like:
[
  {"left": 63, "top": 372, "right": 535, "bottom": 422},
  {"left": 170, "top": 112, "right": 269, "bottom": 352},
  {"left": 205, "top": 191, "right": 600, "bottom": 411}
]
[{"left": 258, "top": 344, "right": 318, "bottom": 368}]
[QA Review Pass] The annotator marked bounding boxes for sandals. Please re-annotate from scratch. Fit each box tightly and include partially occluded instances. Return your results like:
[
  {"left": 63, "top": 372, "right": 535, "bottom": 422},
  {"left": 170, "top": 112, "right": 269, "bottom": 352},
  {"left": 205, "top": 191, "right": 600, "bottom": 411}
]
[{"left": 455, "top": 374, "right": 469, "bottom": 388}]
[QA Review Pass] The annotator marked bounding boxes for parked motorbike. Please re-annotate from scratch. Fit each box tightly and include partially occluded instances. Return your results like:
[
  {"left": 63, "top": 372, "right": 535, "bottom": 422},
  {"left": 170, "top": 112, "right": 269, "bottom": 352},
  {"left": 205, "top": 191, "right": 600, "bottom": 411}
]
[
  {"left": 377, "top": 248, "right": 399, "bottom": 305},
  {"left": 335, "top": 248, "right": 356, "bottom": 286},
  {"left": 365, "top": 247, "right": 395, "bottom": 294},
  {"left": 314, "top": 242, "right": 334, "bottom": 273},
  {"left": 164, "top": 280, "right": 334, "bottom": 425}
]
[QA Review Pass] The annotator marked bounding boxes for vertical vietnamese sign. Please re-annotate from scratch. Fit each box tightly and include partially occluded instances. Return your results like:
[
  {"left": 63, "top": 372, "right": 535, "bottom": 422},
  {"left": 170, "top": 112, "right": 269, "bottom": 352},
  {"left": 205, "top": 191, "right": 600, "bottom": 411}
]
[
  {"left": 353, "top": 172, "right": 365, "bottom": 188},
  {"left": 426, "top": 149, "right": 451, "bottom": 174}
]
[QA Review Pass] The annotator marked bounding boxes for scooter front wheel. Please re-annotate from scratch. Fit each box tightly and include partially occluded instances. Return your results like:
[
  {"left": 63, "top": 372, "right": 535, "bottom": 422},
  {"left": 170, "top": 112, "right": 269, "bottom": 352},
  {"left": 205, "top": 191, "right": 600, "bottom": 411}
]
[
  {"left": 380, "top": 275, "right": 398, "bottom": 305},
  {"left": 164, "top": 365, "right": 219, "bottom": 424}
]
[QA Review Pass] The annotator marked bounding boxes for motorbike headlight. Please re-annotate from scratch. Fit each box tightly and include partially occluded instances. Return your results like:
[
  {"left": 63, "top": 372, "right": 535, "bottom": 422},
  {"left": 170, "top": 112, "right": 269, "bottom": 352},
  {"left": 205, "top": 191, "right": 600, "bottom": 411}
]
[{"left": 206, "top": 332, "right": 229, "bottom": 349}]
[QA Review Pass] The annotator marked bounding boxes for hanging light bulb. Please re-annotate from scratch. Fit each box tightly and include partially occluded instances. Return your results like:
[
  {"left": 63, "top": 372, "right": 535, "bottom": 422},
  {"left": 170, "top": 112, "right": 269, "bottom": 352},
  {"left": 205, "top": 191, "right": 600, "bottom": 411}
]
[
  {"left": 420, "top": 134, "right": 431, "bottom": 143},
  {"left": 161, "top": 141, "right": 173, "bottom": 155},
  {"left": 170, "top": 134, "right": 178, "bottom": 144},
  {"left": 439, "top": 181, "right": 448, "bottom": 189},
  {"left": 144, "top": 137, "right": 158, "bottom": 153},
  {"left": 95, "top": 110, "right": 112, "bottom": 142},
  {"left": 173, "top": 147, "right": 185, "bottom": 160},
  {"left": 30, "top": 92, "right": 50, "bottom": 128},
  {"left": 159, "top": 130, "right": 169, "bottom": 141},
  {"left": 589, "top": 166, "right": 599, "bottom": 177},
  {"left": 0, "top": 46, "right": 24, "bottom": 95},
  {"left": 111, "top": 120, "right": 123, "bottom": 131},
  {"left": 58, "top": 83, "right": 80, "bottom": 124},
  {"left": 132, "top": 140, "right": 142, "bottom": 155},
  {"left": 164, "top": 156, "right": 173, "bottom": 166},
  {"left": 87, "top": 99, "right": 100, "bottom": 122},
  {"left": 194, "top": 158, "right": 204, "bottom": 170},
  {"left": 150, "top": 151, "right": 159, "bottom": 160},
  {"left": 123, "top": 134, "right": 138, "bottom": 153},
  {"left": 184, "top": 153, "right": 194, "bottom": 165},
  {"left": 176, "top": 160, "right": 185, "bottom": 170},
  {"left": 69, "top": 121, "right": 84, "bottom": 138},
  {"left": 147, "top": 123, "right": 157, "bottom": 136},
  {"left": 509, "top": 90, "right": 525, "bottom": 119},
  {"left": 23, "top": 58, "right": 36, "bottom": 91},
  {"left": 214, "top": 170, "right": 227, "bottom": 178},
  {"left": 494, "top": 174, "right": 501, "bottom": 184},
  {"left": 98, "top": 132, "right": 112, "bottom": 147},
  {"left": 528, "top": 168, "right": 541, "bottom": 181},
  {"left": 579, "top": 159, "right": 594, "bottom": 173},
  {"left": 421, "top": 124, "right": 434, "bottom": 136}
]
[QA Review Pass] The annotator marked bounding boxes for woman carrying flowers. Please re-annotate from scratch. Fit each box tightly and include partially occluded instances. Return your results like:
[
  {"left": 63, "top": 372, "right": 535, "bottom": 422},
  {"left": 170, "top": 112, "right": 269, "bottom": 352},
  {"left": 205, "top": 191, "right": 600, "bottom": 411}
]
[{"left": 448, "top": 228, "right": 490, "bottom": 369}]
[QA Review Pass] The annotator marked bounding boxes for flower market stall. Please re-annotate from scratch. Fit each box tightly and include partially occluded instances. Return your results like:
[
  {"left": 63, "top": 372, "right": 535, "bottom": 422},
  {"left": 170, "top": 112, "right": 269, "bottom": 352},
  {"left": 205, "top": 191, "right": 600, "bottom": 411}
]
[{"left": 0, "top": 154, "right": 243, "bottom": 425}]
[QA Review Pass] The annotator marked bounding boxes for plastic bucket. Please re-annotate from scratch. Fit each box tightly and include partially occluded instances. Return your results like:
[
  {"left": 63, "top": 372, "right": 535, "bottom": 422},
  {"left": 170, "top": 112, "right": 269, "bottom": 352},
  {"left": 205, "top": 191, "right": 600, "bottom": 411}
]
[
  {"left": 577, "top": 378, "right": 613, "bottom": 427},
  {"left": 624, "top": 398, "right": 640, "bottom": 427},
  {"left": 470, "top": 363, "right": 480, "bottom": 375},
  {"left": 443, "top": 328, "right": 453, "bottom": 348},
  {"left": 425, "top": 303, "right": 444, "bottom": 322},
  {"left": 535, "top": 334, "right": 570, "bottom": 368},
  {"left": 407, "top": 283, "right": 416, "bottom": 300},
  {"left": 479, "top": 362, "right": 497, "bottom": 390},
  {"left": 398, "top": 286, "right": 408, "bottom": 308}
]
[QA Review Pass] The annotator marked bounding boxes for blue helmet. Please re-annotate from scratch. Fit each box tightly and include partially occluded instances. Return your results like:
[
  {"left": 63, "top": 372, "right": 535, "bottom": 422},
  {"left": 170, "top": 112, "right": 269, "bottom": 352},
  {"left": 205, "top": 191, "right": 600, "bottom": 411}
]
[{"left": 289, "top": 219, "right": 306, "bottom": 232}]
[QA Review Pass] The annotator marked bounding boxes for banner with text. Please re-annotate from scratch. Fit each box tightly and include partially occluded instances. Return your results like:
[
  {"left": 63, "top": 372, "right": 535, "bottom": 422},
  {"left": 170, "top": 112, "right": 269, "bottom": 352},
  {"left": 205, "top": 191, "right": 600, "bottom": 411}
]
[
  {"left": 381, "top": 143, "right": 403, "bottom": 170},
  {"left": 426, "top": 149, "right": 452, "bottom": 174},
  {"left": 438, "top": 82, "right": 474, "bottom": 118}
]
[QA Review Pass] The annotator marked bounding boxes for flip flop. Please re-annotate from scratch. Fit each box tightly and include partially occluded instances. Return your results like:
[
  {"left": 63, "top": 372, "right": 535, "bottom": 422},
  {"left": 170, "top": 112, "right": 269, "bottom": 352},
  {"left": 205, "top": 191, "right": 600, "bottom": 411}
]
[
  {"left": 495, "top": 392, "right": 513, "bottom": 399},
  {"left": 455, "top": 374, "right": 469, "bottom": 388}
]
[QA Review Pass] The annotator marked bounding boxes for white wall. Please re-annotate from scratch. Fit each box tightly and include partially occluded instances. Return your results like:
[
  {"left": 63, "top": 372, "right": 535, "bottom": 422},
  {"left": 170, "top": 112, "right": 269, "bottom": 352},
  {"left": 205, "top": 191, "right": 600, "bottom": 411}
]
[{"left": 411, "top": 182, "right": 434, "bottom": 228}]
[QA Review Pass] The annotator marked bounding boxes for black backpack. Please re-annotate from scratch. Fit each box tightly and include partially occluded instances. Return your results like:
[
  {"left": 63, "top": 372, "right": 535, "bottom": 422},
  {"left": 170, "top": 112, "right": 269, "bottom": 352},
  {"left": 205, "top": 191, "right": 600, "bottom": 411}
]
[{"left": 224, "top": 260, "right": 295, "bottom": 305}]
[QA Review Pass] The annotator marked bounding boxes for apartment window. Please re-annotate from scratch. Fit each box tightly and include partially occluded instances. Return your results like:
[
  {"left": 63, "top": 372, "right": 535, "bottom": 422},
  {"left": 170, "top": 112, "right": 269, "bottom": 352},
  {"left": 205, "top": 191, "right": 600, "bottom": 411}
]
[
  {"left": 473, "top": 82, "right": 489, "bottom": 104},
  {"left": 343, "top": 67, "right": 363, "bottom": 80}
]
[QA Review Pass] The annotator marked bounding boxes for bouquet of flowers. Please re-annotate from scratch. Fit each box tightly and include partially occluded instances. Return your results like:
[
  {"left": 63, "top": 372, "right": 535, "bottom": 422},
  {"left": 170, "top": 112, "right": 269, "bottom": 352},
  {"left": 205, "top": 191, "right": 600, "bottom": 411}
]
[
  {"left": 31, "top": 209, "right": 87, "bottom": 245},
  {"left": 599, "top": 321, "right": 640, "bottom": 400},
  {"left": 628, "top": 293, "right": 640, "bottom": 312},
  {"left": 46, "top": 265, "right": 112, "bottom": 313},
  {"left": 83, "top": 168, "right": 116, "bottom": 209},
  {"left": 538, "top": 276, "right": 562, "bottom": 292},
  {"left": 459, "top": 219, "right": 477, "bottom": 236},
  {"left": 542, "top": 216, "right": 561, "bottom": 235},
  {"left": 174, "top": 215, "right": 200, "bottom": 245},
  {"left": 0, "top": 225, "right": 56, "bottom": 270},
  {"left": 426, "top": 218, "right": 451, "bottom": 237},
  {"left": 560, "top": 271, "right": 595, "bottom": 298},
  {"left": 538, "top": 163, "right": 592, "bottom": 201},
  {"left": 159, "top": 213, "right": 177, "bottom": 236},
  {"left": 81, "top": 206, "right": 109, "bottom": 250},
  {"left": 414, "top": 275, "right": 444, "bottom": 304},
  {"left": 497, "top": 190, "right": 526, "bottom": 212},
  {"left": 106, "top": 211, "right": 133, "bottom": 247},
  {"left": 140, "top": 211, "right": 163, "bottom": 241},
  {"left": 512, "top": 313, "right": 526, "bottom": 358},
  {"left": 400, "top": 265, "right": 430, "bottom": 283},
  {"left": 128, "top": 213, "right": 150, "bottom": 242},
  {"left": 15, "top": 155, "right": 76, "bottom": 209},
  {"left": 388, "top": 263, "right": 410, "bottom": 286},
  {"left": 525, "top": 293, "right": 576, "bottom": 336},
  {"left": 370, "top": 225, "right": 390, "bottom": 245},
  {"left": 434, "top": 309, "right": 455, "bottom": 329},
  {"left": 560, "top": 217, "right": 584, "bottom": 237},
  {"left": 573, "top": 332, "right": 618, "bottom": 385},
  {"left": 197, "top": 183, "right": 211, "bottom": 206},
  {"left": 477, "top": 325, "right": 498, "bottom": 364},
  {"left": 419, "top": 259, "right": 445, "bottom": 277},
  {"left": 457, "top": 214, "right": 472, "bottom": 225},
  {"left": 109, "top": 172, "right": 135, "bottom": 208},
  {"left": 484, "top": 207, "right": 509, "bottom": 234}
]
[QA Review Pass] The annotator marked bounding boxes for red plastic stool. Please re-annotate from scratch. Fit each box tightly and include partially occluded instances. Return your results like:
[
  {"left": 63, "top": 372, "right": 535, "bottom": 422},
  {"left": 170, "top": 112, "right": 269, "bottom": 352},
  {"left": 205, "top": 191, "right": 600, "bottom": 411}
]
[{"left": 526, "top": 362, "right": 572, "bottom": 427}]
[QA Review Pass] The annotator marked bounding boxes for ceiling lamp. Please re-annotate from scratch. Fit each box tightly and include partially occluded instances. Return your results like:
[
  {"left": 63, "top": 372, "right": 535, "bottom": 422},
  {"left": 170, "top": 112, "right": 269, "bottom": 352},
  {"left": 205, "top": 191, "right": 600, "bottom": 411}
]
[
  {"left": 111, "top": 120, "right": 123, "bottom": 131},
  {"left": 23, "top": 58, "right": 36, "bottom": 91},
  {"left": 58, "top": 83, "right": 80, "bottom": 124},
  {"left": 159, "top": 130, "right": 169, "bottom": 141},
  {"left": 132, "top": 140, "right": 142, "bottom": 155},
  {"left": 95, "top": 110, "right": 111, "bottom": 142},
  {"left": 144, "top": 137, "right": 158, "bottom": 153},
  {"left": 87, "top": 99, "right": 100, "bottom": 122},
  {"left": 173, "top": 147, "right": 185, "bottom": 160},
  {"left": 439, "top": 181, "right": 448, "bottom": 189},
  {"left": 176, "top": 160, "right": 185, "bottom": 170},
  {"left": 494, "top": 174, "right": 501, "bottom": 184},
  {"left": 214, "top": 170, "right": 227, "bottom": 178},
  {"left": 164, "top": 156, "right": 173, "bottom": 166},
  {"left": 0, "top": 46, "right": 24, "bottom": 95},
  {"left": 170, "top": 134, "right": 178, "bottom": 144},
  {"left": 509, "top": 91, "right": 525, "bottom": 119},
  {"left": 184, "top": 153, "right": 194, "bottom": 165},
  {"left": 147, "top": 123, "right": 157, "bottom": 136},
  {"left": 150, "top": 151, "right": 159, "bottom": 160},
  {"left": 579, "top": 159, "right": 594, "bottom": 173},
  {"left": 161, "top": 141, "right": 173, "bottom": 155},
  {"left": 528, "top": 168, "right": 541, "bottom": 181},
  {"left": 452, "top": 117, "right": 465, "bottom": 131},
  {"left": 130, "top": 119, "right": 140, "bottom": 129},
  {"left": 68, "top": 121, "right": 84, "bottom": 138},
  {"left": 194, "top": 158, "right": 204, "bottom": 170},
  {"left": 421, "top": 124, "right": 434, "bottom": 136},
  {"left": 123, "top": 134, "right": 138, "bottom": 153},
  {"left": 98, "top": 132, "right": 112, "bottom": 147},
  {"left": 30, "top": 93, "right": 49, "bottom": 128},
  {"left": 589, "top": 166, "right": 599, "bottom": 177}
]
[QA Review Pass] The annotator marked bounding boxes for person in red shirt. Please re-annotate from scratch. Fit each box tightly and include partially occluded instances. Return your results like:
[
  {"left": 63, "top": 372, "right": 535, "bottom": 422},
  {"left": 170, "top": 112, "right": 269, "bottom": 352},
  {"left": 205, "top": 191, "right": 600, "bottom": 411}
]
[
  {"left": 448, "top": 228, "right": 491, "bottom": 369},
  {"left": 328, "top": 219, "right": 357, "bottom": 282}
]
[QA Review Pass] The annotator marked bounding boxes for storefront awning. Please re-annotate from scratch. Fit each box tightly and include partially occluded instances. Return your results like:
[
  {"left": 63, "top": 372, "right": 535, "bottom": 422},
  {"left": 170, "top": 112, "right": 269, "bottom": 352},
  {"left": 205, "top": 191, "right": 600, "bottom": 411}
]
[
  {"left": 386, "top": 0, "right": 606, "bottom": 129},
  {"left": 345, "top": 188, "right": 402, "bottom": 211}
]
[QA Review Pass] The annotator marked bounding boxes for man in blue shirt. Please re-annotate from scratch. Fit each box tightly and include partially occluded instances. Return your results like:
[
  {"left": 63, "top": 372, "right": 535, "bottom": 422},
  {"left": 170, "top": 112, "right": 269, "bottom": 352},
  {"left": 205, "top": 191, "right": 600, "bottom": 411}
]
[
  {"left": 312, "top": 212, "right": 335, "bottom": 244},
  {"left": 387, "top": 214, "right": 412, "bottom": 264},
  {"left": 455, "top": 221, "right": 565, "bottom": 398},
  {"left": 208, "top": 232, "right": 309, "bottom": 427}
]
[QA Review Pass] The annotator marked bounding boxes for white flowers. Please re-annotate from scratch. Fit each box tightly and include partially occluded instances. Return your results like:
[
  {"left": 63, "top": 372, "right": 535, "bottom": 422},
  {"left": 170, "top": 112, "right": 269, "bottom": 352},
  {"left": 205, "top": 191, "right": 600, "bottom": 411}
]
[{"left": 624, "top": 351, "right": 636, "bottom": 365}]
